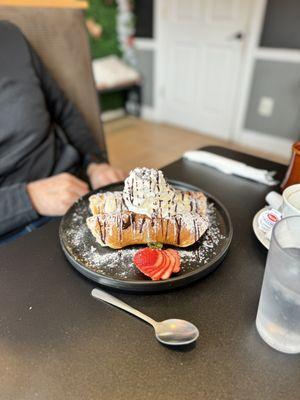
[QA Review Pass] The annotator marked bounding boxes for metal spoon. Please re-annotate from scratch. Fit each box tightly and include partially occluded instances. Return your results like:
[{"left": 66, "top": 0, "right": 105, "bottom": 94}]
[{"left": 91, "top": 288, "right": 199, "bottom": 346}]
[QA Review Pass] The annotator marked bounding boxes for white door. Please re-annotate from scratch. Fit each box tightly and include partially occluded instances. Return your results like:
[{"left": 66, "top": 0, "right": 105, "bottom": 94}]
[{"left": 157, "top": 0, "right": 252, "bottom": 139}]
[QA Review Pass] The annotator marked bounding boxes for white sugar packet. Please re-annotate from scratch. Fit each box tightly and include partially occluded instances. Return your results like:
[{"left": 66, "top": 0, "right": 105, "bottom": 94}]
[{"left": 183, "top": 151, "right": 278, "bottom": 186}]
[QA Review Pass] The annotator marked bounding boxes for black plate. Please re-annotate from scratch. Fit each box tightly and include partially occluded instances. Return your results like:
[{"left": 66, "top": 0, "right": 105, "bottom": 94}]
[{"left": 60, "top": 180, "right": 233, "bottom": 292}]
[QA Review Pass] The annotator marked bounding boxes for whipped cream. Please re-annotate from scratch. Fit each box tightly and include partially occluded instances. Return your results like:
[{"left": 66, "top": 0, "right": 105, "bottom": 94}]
[{"left": 122, "top": 168, "right": 199, "bottom": 218}]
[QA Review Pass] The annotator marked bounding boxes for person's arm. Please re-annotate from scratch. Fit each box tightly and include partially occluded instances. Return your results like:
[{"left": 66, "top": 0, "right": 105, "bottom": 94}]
[
  {"left": 27, "top": 43, "right": 127, "bottom": 188},
  {"left": 0, "top": 174, "right": 91, "bottom": 237},
  {"left": 0, "top": 184, "right": 38, "bottom": 236},
  {"left": 28, "top": 44, "right": 107, "bottom": 166}
]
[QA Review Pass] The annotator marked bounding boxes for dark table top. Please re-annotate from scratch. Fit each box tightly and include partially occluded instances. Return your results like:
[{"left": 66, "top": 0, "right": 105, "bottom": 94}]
[{"left": 1, "top": 146, "right": 299, "bottom": 400}]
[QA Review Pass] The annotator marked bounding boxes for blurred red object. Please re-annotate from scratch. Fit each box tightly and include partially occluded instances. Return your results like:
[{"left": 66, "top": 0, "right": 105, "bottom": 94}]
[{"left": 281, "top": 141, "right": 300, "bottom": 191}]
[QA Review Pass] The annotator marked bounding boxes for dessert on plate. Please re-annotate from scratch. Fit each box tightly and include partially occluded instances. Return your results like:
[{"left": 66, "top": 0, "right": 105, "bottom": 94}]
[{"left": 86, "top": 167, "right": 209, "bottom": 249}]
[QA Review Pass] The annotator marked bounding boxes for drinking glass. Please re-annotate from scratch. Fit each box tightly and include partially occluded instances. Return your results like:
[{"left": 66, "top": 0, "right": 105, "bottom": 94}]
[{"left": 256, "top": 216, "right": 300, "bottom": 353}]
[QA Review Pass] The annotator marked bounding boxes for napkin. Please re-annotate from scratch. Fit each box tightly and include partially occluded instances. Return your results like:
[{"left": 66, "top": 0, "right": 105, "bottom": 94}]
[{"left": 183, "top": 151, "right": 278, "bottom": 186}]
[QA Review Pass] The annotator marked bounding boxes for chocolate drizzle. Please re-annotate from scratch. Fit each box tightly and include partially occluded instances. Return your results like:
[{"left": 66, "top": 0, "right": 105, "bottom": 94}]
[
  {"left": 103, "top": 220, "right": 107, "bottom": 242},
  {"left": 97, "top": 217, "right": 105, "bottom": 244},
  {"left": 117, "top": 214, "right": 122, "bottom": 242},
  {"left": 164, "top": 219, "right": 169, "bottom": 241},
  {"left": 173, "top": 216, "right": 182, "bottom": 244},
  {"left": 193, "top": 219, "right": 198, "bottom": 240},
  {"left": 139, "top": 217, "right": 146, "bottom": 233},
  {"left": 122, "top": 215, "right": 131, "bottom": 230},
  {"left": 129, "top": 180, "right": 134, "bottom": 202},
  {"left": 190, "top": 200, "right": 194, "bottom": 212},
  {"left": 195, "top": 200, "right": 199, "bottom": 213},
  {"left": 130, "top": 214, "right": 136, "bottom": 236}
]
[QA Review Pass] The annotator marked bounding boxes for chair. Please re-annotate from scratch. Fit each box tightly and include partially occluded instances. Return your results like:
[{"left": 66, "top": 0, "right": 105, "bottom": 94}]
[{"left": 0, "top": 2, "right": 107, "bottom": 158}]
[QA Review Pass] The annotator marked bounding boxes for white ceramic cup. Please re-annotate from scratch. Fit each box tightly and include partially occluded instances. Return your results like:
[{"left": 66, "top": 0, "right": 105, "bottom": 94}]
[{"left": 266, "top": 184, "right": 300, "bottom": 217}]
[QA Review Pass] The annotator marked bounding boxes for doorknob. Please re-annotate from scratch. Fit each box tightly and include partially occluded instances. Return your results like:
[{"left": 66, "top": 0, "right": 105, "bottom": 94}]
[{"left": 232, "top": 31, "right": 245, "bottom": 40}]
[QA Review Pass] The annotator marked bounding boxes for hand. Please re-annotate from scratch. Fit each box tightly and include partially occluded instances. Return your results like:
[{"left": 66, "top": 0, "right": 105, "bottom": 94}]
[
  {"left": 27, "top": 173, "right": 89, "bottom": 216},
  {"left": 87, "top": 163, "right": 127, "bottom": 189}
]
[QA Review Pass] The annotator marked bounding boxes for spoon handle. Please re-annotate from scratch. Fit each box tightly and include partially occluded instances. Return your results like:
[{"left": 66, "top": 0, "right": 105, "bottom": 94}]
[{"left": 91, "top": 288, "right": 157, "bottom": 327}]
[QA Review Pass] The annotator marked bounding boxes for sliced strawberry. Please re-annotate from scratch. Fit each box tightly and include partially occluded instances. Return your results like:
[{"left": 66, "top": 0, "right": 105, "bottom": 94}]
[
  {"left": 141, "top": 252, "right": 164, "bottom": 272},
  {"left": 137, "top": 263, "right": 158, "bottom": 277},
  {"left": 133, "top": 248, "right": 165, "bottom": 278},
  {"left": 167, "top": 248, "right": 181, "bottom": 261},
  {"left": 146, "top": 252, "right": 167, "bottom": 280},
  {"left": 172, "top": 258, "right": 181, "bottom": 273},
  {"left": 133, "top": 248, "right": 160, "bottom": 268},
  {"left": 152, "top": 253, "right": 171, "bottom": 280},
  {"left": 152, "top": 251, "right": 164, "bottom": 268},
  {"left": 165, "top": 249, "right": 181, "bottom": 273},
  {"left": 161, "top": 262, "right": 174, "bottom": 280},
  {"left": 140, "top": 266, "right": 158, "bottom": 276},
  {"left": 151, "top": 263, "right": 170, "bottom": 280},
  {"left": 162, "top": 251, "right": 171, "bottom": 268},
  {"left": 133, "top": 248, "right": 181, "bottom": 281},
  {"left": 165, "top": 250, "right": 176, "bottom": 270},
  {"left": 146, "top": 251, "right": 175, "bottom": 280}
]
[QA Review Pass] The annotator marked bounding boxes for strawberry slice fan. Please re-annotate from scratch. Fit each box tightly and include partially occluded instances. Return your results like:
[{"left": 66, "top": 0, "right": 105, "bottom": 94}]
[{"left": 133, "top": 247, "right": 181, "bottom": 281}]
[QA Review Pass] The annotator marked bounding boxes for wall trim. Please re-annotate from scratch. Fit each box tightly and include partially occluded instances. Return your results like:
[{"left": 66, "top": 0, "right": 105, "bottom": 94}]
[
  {"left": 101, "top": 108, "right": 125, "bottom": 122},
  {"left": 231, "top": 0, "right": 268, "bottom": 142},
  {"left": 239, "top": 130, "right": 293, "bottom": 160},
  {"left": 154, "top": 0, "right": 164, "bottom": 121},
  {"left": 255, "top": 48, "right": 300, "bottom": 63},
  {"left": 135, "top": 38, "right": 157, "bottom": 50},
  {"left": 102, "top": 106, "right": 160, "bottom": 122},
  {"left": 141, "top": 105, "right": 160, "bottom": 122}
]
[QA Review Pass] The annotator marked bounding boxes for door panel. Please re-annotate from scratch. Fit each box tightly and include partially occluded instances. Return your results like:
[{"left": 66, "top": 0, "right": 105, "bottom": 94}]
[
  {"left": 201, "top": 45, "right": 233, "bottom": 112},
  {"left": 168, "top": 44, "right": 198, "bottom": 105},
  {"left": 210, "top": 0, "right": 239, "bottom": 22},
  {"left": 159, "top": 0, "right": 251, "bottom": 139},
  {"left": 172, "top": 0, "right": 204, "bottom": 23}
]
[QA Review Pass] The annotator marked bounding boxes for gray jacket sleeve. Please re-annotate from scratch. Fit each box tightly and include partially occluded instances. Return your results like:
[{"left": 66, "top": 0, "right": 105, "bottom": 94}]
[
  {"left": 28, "top": 44, "right": 108, "bottom": 165},
  {"left": 0, "top": 38, "right": 106, "bottom": 237},
  {"left": 0, "top": 184, "right": 38, "bottom": 236}
]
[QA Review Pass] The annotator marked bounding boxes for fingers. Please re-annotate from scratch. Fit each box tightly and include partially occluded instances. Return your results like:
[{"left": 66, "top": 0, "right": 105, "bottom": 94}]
[
  {"left": 59, "top": 173, "right": 89, "bottom": 196},
  {"left": 69, "top": 179, "right": 89, "bottom": 197},
  {"left": 62, "top": 190, "right": 83, "bottom": 207},
  {"left": 115, "top": 168, "right": 128, "bottom": 180},
  {"left": 61, "top": 173, "right": 89, "bottom": 191},
  {"left": 27, "top": 173, "right": 90, "bottom": 216},
  {"left": 90, "top": 174, "right": 111, "bottom": 190},
  {"left": 90, "top": 172, "right": 117, "bottom": 189},
  {"left": 103, "top": 167, "right": 128, "bottom": 182},
  {"left": 70, "top": 176, "right": 89, "bottom": 192},
  {"left": 87, "top": 164, "right": 128, "bottom": 189},
  {"left": 106, "top": 170, "right": 122, "bottom": 182}
]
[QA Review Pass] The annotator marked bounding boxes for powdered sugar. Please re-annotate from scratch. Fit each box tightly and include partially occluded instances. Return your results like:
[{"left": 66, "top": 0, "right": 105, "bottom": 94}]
[{"left": 61, "top": 198, "right": 227, "bottom": 281}]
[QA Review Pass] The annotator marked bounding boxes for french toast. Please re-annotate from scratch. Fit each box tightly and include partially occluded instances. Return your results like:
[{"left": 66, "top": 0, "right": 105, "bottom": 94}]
[{"left": 86, "top": 168, "right": 209, "bottom": 249}]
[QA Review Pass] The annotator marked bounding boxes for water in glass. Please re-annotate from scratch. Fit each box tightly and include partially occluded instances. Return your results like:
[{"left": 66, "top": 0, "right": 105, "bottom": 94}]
[{"left": 256, "top": 217, "right": 300, "bottom": 354}]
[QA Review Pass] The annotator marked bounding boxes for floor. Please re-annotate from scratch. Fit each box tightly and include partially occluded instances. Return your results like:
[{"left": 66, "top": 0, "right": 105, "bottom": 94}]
[{"left": 104, "top": 117, "right": 289, "bottom": 171}]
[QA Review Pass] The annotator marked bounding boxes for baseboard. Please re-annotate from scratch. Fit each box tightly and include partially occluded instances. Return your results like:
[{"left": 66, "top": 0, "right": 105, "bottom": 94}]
[
  {"left": 102, "top": 107, "right": 160, "bottom": 122},
  {"left": 135, "top": 38, "right": 157, "bottom": 50},
  {"left": 239, "top": 130, "right": 293, "bottom": 159},
  {"left": 101, "top": 108, "right": 125, "bottom": 122},
  {"left": 255, "top": 48, "right": 300, "bottom": 63},
  {"left": 141, "top": 106, "right": 160, "bottom": 122}
]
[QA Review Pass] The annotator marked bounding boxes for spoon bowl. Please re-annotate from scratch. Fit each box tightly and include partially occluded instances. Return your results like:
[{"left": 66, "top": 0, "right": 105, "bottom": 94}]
[
  {"left": 91, "top": 288, "right": 199, "bottom": 347},
  {"left": 155, "top": 319, "right": 199, "bottom": 346}
]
